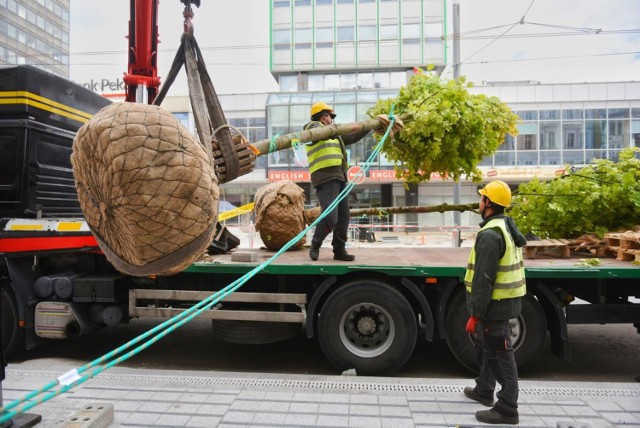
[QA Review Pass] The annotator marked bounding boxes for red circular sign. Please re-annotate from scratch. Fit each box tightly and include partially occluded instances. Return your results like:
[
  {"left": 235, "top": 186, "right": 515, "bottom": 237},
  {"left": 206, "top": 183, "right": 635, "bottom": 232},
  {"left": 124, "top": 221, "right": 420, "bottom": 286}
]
[{"left": 347, "top": 166, "right": 366, "bottom": 185}]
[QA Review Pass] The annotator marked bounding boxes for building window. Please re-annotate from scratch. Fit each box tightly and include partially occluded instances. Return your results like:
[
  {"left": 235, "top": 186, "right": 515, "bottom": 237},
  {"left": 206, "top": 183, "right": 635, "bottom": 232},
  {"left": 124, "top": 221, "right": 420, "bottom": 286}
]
[
  {"left": 359, "top": 25, "right": 376, "bottom": 41},
  {"left": 274, "top": 0, "right": 290, "bottom": 7},
  {"left": 279, "top": 75, "right": 298, "bottom": 92},
  {"left": 337, "top": 26, "right": 354, "bottom": 42}
]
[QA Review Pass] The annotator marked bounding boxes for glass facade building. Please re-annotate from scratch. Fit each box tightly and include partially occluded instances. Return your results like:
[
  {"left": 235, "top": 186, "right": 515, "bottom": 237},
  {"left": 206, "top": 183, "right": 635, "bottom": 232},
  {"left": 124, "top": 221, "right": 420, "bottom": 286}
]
[{"left": 0, "top": 0, "right": 70, "bottom": 77}]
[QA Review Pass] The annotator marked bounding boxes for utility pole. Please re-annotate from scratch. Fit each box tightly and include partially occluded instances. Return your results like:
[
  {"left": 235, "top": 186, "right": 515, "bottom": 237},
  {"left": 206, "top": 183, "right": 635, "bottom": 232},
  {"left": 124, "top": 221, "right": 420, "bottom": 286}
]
[{"left": 452, "top": 0, "right": 462, "bottom": 245}]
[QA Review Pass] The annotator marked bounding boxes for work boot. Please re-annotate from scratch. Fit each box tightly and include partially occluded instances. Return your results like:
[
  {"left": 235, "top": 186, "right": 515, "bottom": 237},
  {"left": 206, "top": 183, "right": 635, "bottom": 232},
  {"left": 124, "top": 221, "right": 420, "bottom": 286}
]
[
  {"left": 463, "top": 387, "right": 494, "bottom": 407},
  {"left": 333, "top": 250, "right": 355, "bottom": 261},
  {"left": 309, "top": 246, "right": 320, "bottom": 261},
  {"left": 475, "top": 407, "right": 519, "bottom": 425}
]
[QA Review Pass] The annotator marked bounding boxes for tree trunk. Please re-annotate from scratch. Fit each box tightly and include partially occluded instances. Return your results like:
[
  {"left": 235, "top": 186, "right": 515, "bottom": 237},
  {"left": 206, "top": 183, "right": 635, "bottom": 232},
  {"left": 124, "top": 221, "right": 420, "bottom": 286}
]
[
  {"left": 349, "top": 203, "right": 479, "bottom": 217},
  {"left": 252, "top": 115, "right": 410, "bottom": 156}
]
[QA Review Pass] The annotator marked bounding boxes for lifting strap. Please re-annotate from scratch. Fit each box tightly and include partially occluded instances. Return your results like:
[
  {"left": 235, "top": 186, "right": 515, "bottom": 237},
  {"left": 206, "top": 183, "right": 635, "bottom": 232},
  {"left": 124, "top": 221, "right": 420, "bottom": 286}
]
[{"left": 154, "top": 33, "right": 242, "bottom": 183}]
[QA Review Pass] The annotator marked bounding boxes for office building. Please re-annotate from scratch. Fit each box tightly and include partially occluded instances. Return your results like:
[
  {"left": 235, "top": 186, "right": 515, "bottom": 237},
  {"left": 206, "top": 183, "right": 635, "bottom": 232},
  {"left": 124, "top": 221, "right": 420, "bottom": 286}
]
[{"left": 0, "top": 0, "right": 70, "bottom": 77}]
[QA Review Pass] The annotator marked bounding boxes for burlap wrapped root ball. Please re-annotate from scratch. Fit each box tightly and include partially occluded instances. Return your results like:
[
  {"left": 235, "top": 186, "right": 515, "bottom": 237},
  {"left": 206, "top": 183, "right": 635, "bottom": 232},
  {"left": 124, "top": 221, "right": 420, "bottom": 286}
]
[
  {"left": 72, "top": 102, "right": 219, "bottom": 276},
  {"left": 254, "top": 180, "right": 309, "bottom": 251}
]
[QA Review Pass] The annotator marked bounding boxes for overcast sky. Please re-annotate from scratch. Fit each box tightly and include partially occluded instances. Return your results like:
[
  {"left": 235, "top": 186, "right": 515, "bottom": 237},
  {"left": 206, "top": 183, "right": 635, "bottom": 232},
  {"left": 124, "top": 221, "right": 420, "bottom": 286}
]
[{"left": 69, "top": 0, "right": 640, "bottom": 95}]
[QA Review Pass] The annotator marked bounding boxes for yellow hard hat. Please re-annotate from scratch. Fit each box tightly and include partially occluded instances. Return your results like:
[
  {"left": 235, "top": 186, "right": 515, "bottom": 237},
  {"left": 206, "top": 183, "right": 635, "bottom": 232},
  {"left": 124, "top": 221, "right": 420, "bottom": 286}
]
[
  {"left": 310, "top": 102, "right": 336, "bottom": 119},
  {"left": 479, "top": 180, "right": 512, "bottom": 207}
]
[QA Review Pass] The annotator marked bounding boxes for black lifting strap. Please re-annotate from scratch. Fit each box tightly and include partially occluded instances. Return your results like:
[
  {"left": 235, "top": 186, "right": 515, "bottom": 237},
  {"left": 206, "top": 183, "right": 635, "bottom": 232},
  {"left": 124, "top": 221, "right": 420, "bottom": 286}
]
[{"left": 154, "top": 33, "right": 240, "bottom": 183}]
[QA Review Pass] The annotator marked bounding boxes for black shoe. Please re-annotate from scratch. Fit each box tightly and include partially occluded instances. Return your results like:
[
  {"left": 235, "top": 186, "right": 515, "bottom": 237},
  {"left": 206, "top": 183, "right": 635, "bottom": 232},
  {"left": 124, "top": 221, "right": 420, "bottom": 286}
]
[
  {"left": 475, "top": 408, "right": 519, "bottom": 425},
  {"left": 309, "top": 247, "right": 319, "bottom": 261},
  {"left": 333, "top": 251, "right": 355, "bottom": 261},
  {"left": 463, "top": 387, "right": 494, "bottom": 407}
]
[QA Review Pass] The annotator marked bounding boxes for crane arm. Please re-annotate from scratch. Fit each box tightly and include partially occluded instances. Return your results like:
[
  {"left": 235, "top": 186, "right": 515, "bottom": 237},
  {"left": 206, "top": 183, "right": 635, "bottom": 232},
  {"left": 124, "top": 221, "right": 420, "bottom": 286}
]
[{"left": 124, "top": 0, "right": 161, "bottom": 103}]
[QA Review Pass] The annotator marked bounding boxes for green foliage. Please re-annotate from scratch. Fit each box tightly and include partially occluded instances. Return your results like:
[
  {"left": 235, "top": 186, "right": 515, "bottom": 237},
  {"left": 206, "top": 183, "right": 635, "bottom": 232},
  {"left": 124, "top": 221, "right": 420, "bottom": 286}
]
[
  {"left": 368, "top": 74, "right": 518, "bottom": 184},
  {"left": 509, "top": 147, "right": 640, "bottom": 238}
]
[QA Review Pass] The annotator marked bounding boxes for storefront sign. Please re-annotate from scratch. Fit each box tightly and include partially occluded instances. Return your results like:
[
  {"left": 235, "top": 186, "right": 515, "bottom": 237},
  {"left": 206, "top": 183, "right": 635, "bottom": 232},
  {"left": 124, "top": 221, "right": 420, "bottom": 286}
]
[
  {"left": 347, "top": 166, "right": 366, "bottom": 184},
  {"left": 268, "top": 171, "right": 310, "bottom": 182},
  {"left": 483, "top": 167, "right": 564, "bottom": 179},
  {"left": 81, "top": 78, "right": 126, "bottom": 92}
]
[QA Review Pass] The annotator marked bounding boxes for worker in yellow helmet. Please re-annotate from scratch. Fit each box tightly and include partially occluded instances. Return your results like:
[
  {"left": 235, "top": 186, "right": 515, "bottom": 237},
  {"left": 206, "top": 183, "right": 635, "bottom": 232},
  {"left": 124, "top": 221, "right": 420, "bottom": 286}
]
[
  {"left": 462, "top": 180, "right": 527, "bottom": 425},
  {"left": 304, "top": 102, "right": 401, "bottom": 261}
]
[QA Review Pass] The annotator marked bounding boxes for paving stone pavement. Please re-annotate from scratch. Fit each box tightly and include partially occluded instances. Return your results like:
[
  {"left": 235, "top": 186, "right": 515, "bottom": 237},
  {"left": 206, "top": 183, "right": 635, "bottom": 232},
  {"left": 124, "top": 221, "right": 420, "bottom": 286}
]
[{"left": 2, "top": 367, "right": 639, "bottom": 427}]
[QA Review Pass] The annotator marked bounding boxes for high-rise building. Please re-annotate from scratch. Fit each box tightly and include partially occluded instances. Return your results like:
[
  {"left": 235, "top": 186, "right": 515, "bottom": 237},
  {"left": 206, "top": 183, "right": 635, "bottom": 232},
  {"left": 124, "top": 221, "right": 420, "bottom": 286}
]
[
  {"left": 270, "top": 0, "right": 446, "bottom": 91},
  {"left": 0, "top": 0, "right": 70, "bottom": 77}
]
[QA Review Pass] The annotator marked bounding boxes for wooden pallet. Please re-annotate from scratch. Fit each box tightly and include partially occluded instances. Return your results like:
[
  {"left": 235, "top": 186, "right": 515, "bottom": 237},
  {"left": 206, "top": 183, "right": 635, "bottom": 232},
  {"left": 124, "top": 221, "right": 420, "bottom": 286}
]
[
  {"left": 524, "top": 239, "right": 572, "bottom": 259},
  {"left": 604, "top": 230, "right": 640, "bottom": 261}
]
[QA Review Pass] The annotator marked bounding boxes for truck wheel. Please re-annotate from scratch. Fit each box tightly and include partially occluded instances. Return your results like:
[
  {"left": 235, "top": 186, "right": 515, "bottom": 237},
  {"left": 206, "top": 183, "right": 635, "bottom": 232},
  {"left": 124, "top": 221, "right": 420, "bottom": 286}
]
[
  {"left": 1, "top": 287, "right": 23, "bottom": 357},
  {"left": 318, "top": 280, "right": 417, "bottom": 375},
  {"left": 211, "top": 320, "right": 301, "bottom": 345},
  {"left": 445, "top": 291, "right": 547, "bottom": 374}
]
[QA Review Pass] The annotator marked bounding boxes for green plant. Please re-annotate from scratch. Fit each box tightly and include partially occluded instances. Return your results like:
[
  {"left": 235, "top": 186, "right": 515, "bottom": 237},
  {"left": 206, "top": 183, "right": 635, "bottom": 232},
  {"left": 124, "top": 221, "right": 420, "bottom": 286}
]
[
  {"left": 509, "top": 147, "right": 640, "bottom": 238},
  {"left": 368, "top": 74, "right": 518, "bottom": 184}
]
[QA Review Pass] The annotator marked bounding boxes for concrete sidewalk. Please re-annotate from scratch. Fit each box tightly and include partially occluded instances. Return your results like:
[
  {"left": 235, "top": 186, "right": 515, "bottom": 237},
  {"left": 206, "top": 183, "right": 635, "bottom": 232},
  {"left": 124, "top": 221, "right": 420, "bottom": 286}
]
[{"left": 2, "top": 367, "right": 639, "bottom": 427}]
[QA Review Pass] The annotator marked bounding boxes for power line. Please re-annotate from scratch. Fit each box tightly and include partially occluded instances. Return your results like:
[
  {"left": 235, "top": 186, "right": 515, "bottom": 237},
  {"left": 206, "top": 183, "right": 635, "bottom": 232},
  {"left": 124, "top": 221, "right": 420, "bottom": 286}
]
[
  {"left": 463, "top": 0, "right": 536, "bottom": 63},
  {"left": 464, "top": 50, "right": 640, "bottom": 66}
]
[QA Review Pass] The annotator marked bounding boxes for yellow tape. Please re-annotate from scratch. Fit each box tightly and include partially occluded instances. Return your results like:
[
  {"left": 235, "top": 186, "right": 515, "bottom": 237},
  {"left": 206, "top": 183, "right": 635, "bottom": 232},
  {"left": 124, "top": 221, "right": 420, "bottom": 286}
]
[{"left": 218, "top": 202, "right": 255, "bottom": 222}]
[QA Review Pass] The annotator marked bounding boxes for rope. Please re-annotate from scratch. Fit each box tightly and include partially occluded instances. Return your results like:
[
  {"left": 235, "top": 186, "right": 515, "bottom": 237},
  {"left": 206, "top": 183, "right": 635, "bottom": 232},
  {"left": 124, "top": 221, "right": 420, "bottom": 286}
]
[
  {"left": 0, "top": 107, "right": 397, "bottom": 424},
  {"left": 212, "top": 123, "right": 244, "bottom": 140},
  {"left": 268, "top": 132, "right": 282, "bottom": 153}
]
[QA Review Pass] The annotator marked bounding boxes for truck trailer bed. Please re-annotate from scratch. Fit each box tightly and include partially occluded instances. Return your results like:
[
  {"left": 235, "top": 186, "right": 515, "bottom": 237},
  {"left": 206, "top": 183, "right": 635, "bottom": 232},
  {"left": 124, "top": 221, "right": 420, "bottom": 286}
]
[{"left": 189, "top": 246, "right": 640, "bottom": 279}]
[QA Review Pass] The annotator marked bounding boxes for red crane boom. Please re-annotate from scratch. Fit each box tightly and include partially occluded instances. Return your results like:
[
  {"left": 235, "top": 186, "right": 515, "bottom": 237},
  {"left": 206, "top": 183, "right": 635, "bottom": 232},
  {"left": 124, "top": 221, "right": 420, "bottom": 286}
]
[{"left": 124, "top": 0, "right": 161, "bottom": 103}]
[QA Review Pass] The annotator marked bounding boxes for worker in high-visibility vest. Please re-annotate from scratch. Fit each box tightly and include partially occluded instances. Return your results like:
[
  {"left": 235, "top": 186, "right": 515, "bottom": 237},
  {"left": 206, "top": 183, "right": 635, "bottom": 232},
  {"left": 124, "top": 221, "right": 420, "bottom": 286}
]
[
  {"left": 462, "top": 180, "right": 527, "bottom": 426},
  {"left": 304, "top": 102, "right": 401, "bottom": 261}
]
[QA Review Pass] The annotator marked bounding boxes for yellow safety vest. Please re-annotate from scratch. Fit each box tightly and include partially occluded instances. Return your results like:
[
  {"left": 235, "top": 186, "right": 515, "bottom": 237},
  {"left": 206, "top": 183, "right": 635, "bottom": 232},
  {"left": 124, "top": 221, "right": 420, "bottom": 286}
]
[
  {"left": 304, "top": 121, "right": 344, "bottom": 174},
  {"left": 464, "top": 218, "right": 526, "bottom": 300}
]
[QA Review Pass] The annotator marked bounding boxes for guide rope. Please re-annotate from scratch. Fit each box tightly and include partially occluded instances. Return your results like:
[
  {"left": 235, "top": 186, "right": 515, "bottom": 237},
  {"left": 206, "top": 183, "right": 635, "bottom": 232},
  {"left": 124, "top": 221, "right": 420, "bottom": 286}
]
[{"left": 0, "top": 108, "right": 397, "bottom": 423}]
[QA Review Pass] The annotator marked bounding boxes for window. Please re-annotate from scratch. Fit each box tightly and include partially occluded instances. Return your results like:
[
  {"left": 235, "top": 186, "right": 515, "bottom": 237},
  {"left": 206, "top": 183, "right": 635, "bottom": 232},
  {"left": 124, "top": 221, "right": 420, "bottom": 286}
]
[
  {"left": 540, "top": 110, "right": 560, "bottom": 120},
  {"left": 308, "top": 75, "right": 323, "bottom": 91},
  {"left": 317, "top": 0, "right": 332, "bottom": 4},
  {"left": 380, "top": 24, "right": 398, "bottom": 40},
  {"left": 279, "top": 75, "right": 298, "bottom": 92},
  {"left": 294, "top": 0, "right": 310, "bottom": 5},
  {"left": 294, "top": 28, "right": 311, "bottom": 46},
  {"left": 273, "top": 29, "right": 290, "bottom": 44},
  {"left": 274, "top": 0, "right": 290, "bottom": 7},
  {"left": 608, "top": 108, "right": 629, "bottom": 119},
  {"left": 563, "top": 122, "right": 583, "bottom": 149},
  {"left": 359, "top": 25, "right": 376, "bottom": 41},
  {"left": 337, "top": 26, "right": 354, "bottom": 42},
  {"left": 563, "top": 109, "right": 583, "bottom": 120}
]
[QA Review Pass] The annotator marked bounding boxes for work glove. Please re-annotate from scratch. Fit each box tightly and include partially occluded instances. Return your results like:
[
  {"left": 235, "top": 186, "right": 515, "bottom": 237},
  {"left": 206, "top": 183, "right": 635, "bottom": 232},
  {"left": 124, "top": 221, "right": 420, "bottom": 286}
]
[
  {"left": 374, "top": 114, "right": 404, "bottom": 136},
  {"left": 465, "top": 316, "right": 479, "bottom": 334}
]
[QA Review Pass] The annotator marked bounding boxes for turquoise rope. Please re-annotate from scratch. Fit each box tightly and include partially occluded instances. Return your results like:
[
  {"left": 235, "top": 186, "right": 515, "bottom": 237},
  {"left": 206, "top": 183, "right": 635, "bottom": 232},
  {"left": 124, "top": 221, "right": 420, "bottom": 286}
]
[
  {"left": 0, "top": 107, "right": 397, "bottom": 423},
  {"left": 269, "top": 132, "right": 282, "bottom": 153}
]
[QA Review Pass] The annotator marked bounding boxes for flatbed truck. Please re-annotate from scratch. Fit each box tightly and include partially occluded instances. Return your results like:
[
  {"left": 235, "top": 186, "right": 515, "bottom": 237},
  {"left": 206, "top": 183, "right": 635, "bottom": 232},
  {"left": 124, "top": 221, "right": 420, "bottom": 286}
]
[{"left": 2, "top": 65, "right": 639, "bottom": 376}]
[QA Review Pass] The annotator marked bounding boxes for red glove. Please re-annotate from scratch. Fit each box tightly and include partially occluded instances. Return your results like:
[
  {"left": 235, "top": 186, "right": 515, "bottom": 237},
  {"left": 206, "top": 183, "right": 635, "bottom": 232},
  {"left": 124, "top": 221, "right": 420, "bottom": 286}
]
[{"left": 465, "top": 316, "right": 479, "bottom": 333}]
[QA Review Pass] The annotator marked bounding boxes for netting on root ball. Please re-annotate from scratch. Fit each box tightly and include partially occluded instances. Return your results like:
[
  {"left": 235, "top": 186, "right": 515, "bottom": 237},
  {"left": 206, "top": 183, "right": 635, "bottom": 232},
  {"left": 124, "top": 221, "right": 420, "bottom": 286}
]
[{"left": 72, "top": 102, "right": 219, "bottom": 276}]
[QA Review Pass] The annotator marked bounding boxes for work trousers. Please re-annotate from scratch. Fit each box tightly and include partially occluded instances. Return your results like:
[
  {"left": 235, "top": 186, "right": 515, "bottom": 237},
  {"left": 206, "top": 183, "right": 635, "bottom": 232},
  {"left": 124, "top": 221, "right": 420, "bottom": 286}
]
[
  {"left": 311, "top": 179, "right": 350, "bottom": 253},
  {"left": 473, "top": 319, "right": 519, "bottom": 413}
]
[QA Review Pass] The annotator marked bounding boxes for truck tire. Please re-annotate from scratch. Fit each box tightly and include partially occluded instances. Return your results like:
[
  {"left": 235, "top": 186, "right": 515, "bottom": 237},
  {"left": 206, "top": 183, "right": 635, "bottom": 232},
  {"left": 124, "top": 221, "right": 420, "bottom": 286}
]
[
  {"left": 318, "top": 280, "right": 417, "bottom": 375},
  {"left": 1, "top": 287, "right": 23, "bottom": 357},
  {"left": 445, "top": 290, "right": 547, "bottom": 374},
  {"left": 211, "top": 320, "right": 301, "bottom": 345}
]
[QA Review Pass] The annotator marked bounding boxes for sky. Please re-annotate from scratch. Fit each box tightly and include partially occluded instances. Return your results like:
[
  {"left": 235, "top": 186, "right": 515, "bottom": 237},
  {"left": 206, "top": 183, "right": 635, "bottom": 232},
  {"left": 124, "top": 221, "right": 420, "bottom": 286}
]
[{"left": 68, "top": 0, "right": 640, "bottom": 96}]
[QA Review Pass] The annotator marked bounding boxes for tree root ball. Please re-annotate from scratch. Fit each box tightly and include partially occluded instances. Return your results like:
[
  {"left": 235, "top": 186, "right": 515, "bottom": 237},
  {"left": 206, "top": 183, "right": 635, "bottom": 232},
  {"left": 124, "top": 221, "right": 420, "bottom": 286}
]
[{"left": 72, "top": 102, "right": 219, "bottom": 276}]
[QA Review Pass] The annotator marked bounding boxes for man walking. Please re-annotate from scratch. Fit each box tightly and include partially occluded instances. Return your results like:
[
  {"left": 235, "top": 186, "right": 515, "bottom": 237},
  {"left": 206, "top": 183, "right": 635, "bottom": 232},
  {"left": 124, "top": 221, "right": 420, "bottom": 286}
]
[
  {"left": 463, "top": 180, "right": 527, "bottom": 425},
  {"left": 304, "top": 102, "right": 397, "bottom": 262}
]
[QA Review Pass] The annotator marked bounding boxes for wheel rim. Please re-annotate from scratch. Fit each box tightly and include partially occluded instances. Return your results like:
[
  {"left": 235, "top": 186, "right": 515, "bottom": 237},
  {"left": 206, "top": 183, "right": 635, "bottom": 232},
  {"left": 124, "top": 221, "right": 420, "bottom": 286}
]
[
  {"left": 510, "top": 316, "right": 524, "bottom": 351},
  {"left": 338, "top": 302, "right": 395, "bottom": 358}
]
